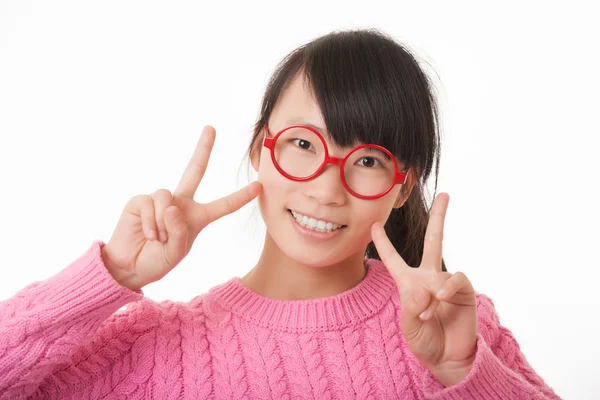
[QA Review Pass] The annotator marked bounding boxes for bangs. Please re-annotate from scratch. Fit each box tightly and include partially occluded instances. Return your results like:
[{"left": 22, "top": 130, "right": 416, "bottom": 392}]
[{"left": 301, "top": 29, "right": 438, "bottom": 169}]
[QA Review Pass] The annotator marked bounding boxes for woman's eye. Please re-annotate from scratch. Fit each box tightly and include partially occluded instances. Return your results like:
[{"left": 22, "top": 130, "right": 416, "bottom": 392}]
[
  {"left": 357, "top": 156, "right": 381, "bottom": 168},
  {"left": 293, "top": 139, "right": 313, "bottom": 151}
]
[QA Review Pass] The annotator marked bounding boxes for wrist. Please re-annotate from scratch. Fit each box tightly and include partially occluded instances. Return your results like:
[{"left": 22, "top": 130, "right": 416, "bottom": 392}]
[
  {"left": 428, "top": 352, "right": 476, "bottom": 387},
  {"left": 100, "top": 246, "right": 141, "bottom": 292}
]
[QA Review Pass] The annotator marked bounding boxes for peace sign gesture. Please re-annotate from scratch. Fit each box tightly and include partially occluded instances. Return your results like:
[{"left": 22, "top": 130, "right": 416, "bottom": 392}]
[
  {"left": 371, "top": 193, "right": 478, "bottom": 386},
  {"left": 102, "top": 126, "right": 262, "bottom": 291}
]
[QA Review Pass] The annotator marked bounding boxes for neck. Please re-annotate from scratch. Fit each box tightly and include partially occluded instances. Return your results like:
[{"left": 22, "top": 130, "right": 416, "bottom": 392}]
[{"left": 240, "top": 232, "right": 368, "bottom": 300}]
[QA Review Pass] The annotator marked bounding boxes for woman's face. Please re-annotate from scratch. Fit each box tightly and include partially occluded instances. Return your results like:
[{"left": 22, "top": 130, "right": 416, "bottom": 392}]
[{"left": 252, "top": 73, "right": 413, "bottom": 268}]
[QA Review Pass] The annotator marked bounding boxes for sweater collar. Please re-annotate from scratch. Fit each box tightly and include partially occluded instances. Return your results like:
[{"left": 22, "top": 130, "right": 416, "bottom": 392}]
[{"left": 208, "top": 258, "right": 397, "bottom": 333}]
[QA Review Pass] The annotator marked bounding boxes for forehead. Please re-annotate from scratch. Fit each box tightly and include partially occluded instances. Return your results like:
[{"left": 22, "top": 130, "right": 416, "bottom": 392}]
[{"left": 270, "top": 74, "right": 327, "bottom": 133}]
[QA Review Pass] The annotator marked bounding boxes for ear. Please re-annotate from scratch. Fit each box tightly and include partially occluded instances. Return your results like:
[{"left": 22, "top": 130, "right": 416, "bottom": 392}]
[{"left": 393, "top": 169, "right": 416, "bottom": 208}]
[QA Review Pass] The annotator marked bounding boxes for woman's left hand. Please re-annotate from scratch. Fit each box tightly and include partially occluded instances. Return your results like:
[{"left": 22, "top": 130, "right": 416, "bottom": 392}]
[{"left": 371, "top": 193, "right": 478, "bottom": 387}]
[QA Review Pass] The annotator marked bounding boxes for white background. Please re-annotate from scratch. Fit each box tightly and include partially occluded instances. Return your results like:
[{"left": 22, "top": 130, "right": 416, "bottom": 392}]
[{"left": 1, "top": 1, "right": 598, "bottom": 398}]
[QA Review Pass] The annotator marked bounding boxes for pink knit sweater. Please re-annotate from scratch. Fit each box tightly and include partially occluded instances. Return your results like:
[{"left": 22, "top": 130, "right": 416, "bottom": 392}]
[{"left": 0, "top": 241, "right": 560, "bottom": 399}]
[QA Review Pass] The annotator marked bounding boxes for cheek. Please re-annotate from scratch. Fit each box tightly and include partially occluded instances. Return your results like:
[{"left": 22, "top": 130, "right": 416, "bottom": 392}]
[
  {"left": 352, "top": 190, "right": 398, "bottom": 223},
  {"left": 348, "top": 199, "right": 397, "bottom": 243},
  {"left": 257, "top": 155, "right": 290, "bottom": 216},
  {"left": 257, "top": 152, "right": 285, "bottom": 192},
  {"left": 256, "top": 148, "right": 279, "bottom": 183}
]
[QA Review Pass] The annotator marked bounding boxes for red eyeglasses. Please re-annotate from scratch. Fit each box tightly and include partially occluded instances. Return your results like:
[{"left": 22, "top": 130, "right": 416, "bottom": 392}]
[{"left": 262, "top": 124, "right": 408, "bottom": 200}]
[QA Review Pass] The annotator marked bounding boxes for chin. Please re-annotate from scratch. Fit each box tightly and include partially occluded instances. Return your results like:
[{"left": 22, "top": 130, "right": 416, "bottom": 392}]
[
  {"left": 281, "top": 247, "right": 347, "bottom": 268},
  {"left": 272, "top": 227, "right": 356, "bottom": 268}
]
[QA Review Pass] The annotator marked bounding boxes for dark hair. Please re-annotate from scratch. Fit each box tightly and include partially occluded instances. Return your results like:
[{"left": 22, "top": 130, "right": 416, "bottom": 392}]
[{"left": 247, "top": 29, "right": 447, "bottom": 272}]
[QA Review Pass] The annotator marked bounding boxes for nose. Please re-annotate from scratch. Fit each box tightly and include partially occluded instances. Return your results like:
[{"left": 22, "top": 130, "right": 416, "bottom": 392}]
[{"left": 302, "top": 163, "right": 347, "bottom": 206}]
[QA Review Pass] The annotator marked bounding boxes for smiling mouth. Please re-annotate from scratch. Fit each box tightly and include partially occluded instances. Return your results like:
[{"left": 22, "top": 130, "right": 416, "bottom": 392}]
[{"left": 287, "top": 209, "right": 347, "bottom": 233}]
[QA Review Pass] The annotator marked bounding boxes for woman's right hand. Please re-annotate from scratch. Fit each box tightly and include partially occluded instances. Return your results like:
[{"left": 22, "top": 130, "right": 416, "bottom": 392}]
[{"left": 101, "top": 126, "right": 262, "bottom": 291}]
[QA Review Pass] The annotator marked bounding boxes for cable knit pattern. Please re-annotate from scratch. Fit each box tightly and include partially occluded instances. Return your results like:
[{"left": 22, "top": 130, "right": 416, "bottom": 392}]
[
  {"left": 178, "top": 298, "right": 212, "bottom": 398},
  {"left": 343, "top": 325, "right": 370, "bottom": 398},
  {"left": 0, "top": 241, "right": 562, "bottom": 399},
  {"left": 322, "top": 330, "right": 356, "bottom": 399},
  {"left": 204, "top": 299, "right": 238, "bottom": 398},
  {"left": 364, "top": 316, "right": 396, "bottom": 399},
  {"left": 300, "top": 332, "right": 332, "bottom": 399}
]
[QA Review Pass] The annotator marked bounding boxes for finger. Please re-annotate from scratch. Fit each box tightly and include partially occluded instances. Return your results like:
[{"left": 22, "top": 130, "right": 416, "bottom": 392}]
[
  {"left": 418, "top": 272, "right": 452, "bottom": 320},
  {"left": 174, "top": 126, "right": 216, "bottom": 199},
  {"left": 163, "top": 205, "right": 189, "bottom": 270},
  {"left": 370, "top": 222, "right": 410, "bottom": 281},
  {"left": 150, "top": 189, "right": 173, "bottom": 242},
  {"left": 420, "top": 193, "right": 450, "bottom": 271},
  {"left": 419, "top": 297, "right": 439, "bottom": 321},
  {"left": 399, "top": 283, "right": 430, "bottom": 340},
  {"left": 196, "top": 181, "right": 262, "bottom": 229},
  {"left": 138, "top": 195, "right": 157, "bottom": 240},
  {"left": 435, "top": 271, "right": 475, "bottom": 303}
]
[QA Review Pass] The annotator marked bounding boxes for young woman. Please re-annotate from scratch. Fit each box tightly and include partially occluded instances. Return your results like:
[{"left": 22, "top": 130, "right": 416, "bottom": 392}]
[{"left": 0, "top": 29, "right": 560, "bottom": 399}]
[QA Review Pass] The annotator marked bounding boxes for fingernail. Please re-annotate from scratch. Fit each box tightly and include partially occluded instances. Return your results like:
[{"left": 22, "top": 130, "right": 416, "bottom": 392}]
[
  {"left": 437, "top": 289, "right": 447, "bottom": 298},
  {"left": 146, "top": 229, "right": 156, "bottom": 240},
  {"left": 159, "top": 231, "right": 168, "bottom": 242},
  {"left": 419, "top": 310, "right": 428, "bottom": 320}
]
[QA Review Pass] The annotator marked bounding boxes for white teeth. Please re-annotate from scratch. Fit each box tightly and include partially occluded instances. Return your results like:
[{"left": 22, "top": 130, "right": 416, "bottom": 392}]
[{"left": 290, "top": 210, "right": 343, "bottom": 233}]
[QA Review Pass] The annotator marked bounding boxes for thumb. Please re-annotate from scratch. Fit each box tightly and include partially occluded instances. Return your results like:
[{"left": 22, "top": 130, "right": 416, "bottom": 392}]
[{"left": 163, "top": 205, "right": 189, "bottom": 266}]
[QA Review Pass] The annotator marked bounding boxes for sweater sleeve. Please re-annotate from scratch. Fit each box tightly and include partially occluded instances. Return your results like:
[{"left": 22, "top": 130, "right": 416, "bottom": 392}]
[
  {"left": 421, "top": 294, "right": 562, "bottom": 400},
  {"left": 0, "top": 241, "right": 158, "bottom": 399}
]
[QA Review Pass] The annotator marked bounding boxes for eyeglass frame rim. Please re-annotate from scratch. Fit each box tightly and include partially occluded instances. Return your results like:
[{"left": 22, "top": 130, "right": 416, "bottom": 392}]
[{"left": 262, "top": 124, "right": 408, "bottom": 200}]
